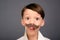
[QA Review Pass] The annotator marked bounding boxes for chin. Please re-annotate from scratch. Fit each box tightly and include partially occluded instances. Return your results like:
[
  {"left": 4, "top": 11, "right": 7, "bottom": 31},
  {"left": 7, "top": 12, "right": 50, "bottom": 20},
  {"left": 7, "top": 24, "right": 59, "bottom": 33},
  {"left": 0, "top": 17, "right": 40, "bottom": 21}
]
[
  {"left": 26, "top": 29, "right": 37, "bottom": 36},
  {"left": 28, "top": 32, "right": 35, "bottom": 36}
]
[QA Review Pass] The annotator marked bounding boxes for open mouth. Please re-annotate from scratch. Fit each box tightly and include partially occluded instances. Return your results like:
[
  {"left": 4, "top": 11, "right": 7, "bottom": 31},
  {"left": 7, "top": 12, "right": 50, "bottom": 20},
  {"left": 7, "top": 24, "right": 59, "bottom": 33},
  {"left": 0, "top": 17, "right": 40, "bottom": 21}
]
[
  {"left": 25, "top": 24, "right": 39, "bottom": 30},
  {"left": 29, "top": 26, "right": 35, "bottom": 30}
]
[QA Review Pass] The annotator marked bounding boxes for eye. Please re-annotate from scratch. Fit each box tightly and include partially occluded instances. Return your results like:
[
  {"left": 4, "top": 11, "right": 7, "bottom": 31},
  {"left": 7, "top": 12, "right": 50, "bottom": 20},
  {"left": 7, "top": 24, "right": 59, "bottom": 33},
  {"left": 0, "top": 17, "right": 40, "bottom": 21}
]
[
  {"left": 36, "top": 18, "right": 39, "bottom": 20},
  {"left": 26, "top": 17, "right": 29, "bottom": 20}
]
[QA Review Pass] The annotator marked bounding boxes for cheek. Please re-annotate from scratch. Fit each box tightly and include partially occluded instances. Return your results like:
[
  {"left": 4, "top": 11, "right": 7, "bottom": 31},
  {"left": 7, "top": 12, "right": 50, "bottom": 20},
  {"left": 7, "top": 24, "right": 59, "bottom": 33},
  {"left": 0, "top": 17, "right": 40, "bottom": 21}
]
[
  {"left": 24, "top": 19, "right": 31, "bottom": 24},
  {"left": 23, "top": 20, "right": 30, "bottom": 27},
  {"left": 34, "top": 20, "right": 42, "bottom": 26}
]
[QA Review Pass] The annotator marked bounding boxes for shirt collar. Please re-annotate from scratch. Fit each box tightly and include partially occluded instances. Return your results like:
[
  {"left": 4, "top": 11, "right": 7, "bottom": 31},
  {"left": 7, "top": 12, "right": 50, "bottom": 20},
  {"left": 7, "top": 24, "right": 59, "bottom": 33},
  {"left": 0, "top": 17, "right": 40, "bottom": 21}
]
[{"left": 24, "top": 31, "right": 45, "bottom": 40}]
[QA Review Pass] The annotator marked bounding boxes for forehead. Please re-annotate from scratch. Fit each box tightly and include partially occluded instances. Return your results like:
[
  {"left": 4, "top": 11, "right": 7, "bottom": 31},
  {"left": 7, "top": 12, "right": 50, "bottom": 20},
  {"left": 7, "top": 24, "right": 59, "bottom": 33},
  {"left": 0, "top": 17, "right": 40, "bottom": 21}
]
[{"left": 24, "top": 9, "right": 41, "bottom": 17}]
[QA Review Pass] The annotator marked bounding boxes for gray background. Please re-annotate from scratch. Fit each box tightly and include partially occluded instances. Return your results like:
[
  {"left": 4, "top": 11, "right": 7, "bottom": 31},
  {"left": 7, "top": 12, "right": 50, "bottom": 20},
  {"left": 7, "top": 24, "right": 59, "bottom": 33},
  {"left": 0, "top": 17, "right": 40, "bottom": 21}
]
[{"left": 0, "top": 0, "right": 60, "bottom": 40}]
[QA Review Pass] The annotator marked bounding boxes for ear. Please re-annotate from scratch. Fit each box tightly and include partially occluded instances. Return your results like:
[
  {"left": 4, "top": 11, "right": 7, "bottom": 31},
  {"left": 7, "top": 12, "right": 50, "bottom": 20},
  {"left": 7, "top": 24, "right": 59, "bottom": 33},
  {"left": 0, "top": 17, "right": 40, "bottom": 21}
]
[
  {"left": 41, "top": 20, "right": 45, "bottom": 27},
  {"left": 21, "top": 19, "right": 25, "bottom": 26}
]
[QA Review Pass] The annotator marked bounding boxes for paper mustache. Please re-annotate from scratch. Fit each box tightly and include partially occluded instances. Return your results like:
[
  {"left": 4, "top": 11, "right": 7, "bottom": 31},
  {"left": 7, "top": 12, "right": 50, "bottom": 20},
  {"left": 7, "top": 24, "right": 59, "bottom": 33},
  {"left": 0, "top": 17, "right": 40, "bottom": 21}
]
[{"left": 25, "top": 24, "right": 39, "bottom": 30}]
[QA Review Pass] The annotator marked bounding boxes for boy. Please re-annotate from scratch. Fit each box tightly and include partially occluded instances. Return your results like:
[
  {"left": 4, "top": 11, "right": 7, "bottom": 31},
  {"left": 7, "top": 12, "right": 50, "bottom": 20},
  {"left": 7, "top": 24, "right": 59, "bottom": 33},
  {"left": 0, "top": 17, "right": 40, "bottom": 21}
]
[{"left": 17, "top": 3, "right": 50, "bottom": 40}]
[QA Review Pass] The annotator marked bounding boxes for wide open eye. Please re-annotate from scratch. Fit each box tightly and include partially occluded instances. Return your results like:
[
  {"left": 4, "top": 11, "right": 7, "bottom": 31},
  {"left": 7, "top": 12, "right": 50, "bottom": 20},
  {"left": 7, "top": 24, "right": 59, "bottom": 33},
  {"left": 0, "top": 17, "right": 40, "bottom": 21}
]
[
  {"left": 26, "top": 17, "right": 29, "bottom": 20},
  {"left": 35, "top": 17, "right": 40, "bottom": 21}
]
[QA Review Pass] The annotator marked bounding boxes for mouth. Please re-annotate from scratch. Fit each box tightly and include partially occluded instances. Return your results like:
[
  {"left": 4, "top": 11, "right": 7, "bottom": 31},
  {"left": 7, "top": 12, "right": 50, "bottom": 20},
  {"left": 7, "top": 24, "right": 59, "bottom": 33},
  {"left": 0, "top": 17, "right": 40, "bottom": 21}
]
[
  {"left": 29, "top": 26, "right": 35, "bottom": 30},
  {"left": 25, "top": 24, "right": 39, "bottom": 30}
]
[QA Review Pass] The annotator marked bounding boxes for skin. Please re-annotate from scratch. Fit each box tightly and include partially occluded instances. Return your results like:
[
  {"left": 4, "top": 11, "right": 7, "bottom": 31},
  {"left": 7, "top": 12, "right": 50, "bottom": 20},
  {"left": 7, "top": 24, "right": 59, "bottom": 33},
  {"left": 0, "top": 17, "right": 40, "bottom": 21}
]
[{"left": 21, "top": 9, "right": 45, "bottom": 40}]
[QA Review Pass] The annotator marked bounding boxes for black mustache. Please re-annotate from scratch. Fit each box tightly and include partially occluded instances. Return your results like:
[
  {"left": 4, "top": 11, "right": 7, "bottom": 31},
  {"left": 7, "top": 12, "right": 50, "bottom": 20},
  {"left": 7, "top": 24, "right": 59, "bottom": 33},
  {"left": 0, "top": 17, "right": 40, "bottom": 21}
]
[{"left": 25, "top": 24, "right": 39, "bottom": 29}]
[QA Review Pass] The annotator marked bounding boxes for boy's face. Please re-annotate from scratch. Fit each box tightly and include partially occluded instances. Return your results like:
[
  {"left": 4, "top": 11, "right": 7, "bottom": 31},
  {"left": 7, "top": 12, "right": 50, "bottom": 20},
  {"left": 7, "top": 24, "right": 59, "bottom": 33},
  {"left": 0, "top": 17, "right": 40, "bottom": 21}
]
[{"left": 21, "top": 9, "right": 44, "bottom": 35}]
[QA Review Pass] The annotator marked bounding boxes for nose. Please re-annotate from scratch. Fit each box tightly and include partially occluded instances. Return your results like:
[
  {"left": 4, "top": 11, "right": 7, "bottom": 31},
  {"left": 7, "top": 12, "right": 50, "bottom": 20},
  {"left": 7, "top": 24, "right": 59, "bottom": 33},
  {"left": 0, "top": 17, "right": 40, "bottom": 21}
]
[{"left": 29, "top": 19, "right": 34, "bottom": 24}]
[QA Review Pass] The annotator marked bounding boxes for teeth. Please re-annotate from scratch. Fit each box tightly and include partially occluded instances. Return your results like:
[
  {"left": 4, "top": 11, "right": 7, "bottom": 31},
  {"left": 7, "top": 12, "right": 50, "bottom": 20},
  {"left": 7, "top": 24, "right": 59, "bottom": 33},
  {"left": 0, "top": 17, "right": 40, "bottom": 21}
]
[
  {"left": 30, "top": 27, "right": 34, "bottom": 29},
  {"left": 30, "top": 27, "right": 35, "bottom": 30}
]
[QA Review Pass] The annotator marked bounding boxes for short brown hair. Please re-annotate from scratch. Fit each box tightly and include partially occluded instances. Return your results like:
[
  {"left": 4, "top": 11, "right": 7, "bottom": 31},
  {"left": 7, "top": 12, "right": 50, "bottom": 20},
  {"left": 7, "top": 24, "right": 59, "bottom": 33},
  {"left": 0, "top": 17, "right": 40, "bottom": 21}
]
[{"left": 21, "top": 3, "right": 45, "bottom": 19}]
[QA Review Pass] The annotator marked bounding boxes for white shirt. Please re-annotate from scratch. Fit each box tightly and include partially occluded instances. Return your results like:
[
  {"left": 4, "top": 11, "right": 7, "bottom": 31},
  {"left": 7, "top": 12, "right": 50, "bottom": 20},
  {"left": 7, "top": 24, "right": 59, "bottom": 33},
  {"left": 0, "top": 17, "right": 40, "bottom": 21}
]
[{"left": 17, "top": 31, "right": 50, "bottom": 40}]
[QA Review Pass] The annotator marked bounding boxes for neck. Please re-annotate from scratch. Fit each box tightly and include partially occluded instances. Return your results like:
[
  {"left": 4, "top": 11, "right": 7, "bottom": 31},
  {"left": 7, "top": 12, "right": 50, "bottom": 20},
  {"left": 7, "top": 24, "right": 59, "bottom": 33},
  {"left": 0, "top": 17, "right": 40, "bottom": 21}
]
[{"left": 27, "top": 32, "right": 38, "bottom": 40}]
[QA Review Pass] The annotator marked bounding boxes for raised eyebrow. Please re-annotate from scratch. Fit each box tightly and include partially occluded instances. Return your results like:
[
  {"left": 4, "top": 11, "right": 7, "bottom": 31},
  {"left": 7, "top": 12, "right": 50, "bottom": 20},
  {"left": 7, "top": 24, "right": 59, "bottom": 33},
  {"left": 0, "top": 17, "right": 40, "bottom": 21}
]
[
  {"left": 24, "top": 15, "right": 30, "bottom": 17},
  {"left": 24, "top": 14, "right": 29, "bottom": 15},
  {"left": 24, "top": 14, "right": 30, "bottom": 16},
  {"left": 34, "top": 16, "right": 40, "bottom": 18}
]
